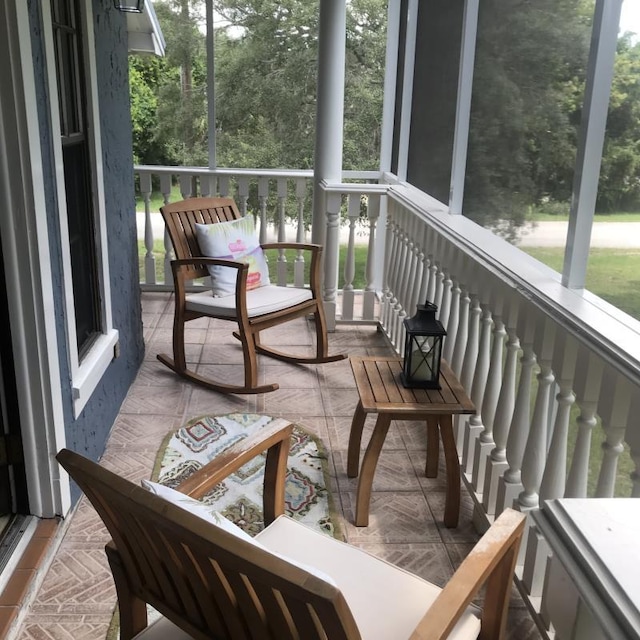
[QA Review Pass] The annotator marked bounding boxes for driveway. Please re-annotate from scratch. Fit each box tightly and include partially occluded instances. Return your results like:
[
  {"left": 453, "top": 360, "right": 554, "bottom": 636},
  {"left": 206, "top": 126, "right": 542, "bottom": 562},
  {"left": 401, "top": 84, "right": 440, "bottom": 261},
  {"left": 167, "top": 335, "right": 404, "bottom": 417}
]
[{"left": 516, "top": 221, "right": 640, "bottom": 248}]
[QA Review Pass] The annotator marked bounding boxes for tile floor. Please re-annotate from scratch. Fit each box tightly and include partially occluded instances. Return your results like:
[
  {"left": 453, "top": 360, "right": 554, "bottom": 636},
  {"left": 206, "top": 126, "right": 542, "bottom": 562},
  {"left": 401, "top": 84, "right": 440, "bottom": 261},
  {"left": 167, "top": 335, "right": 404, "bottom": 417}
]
[{"left": 15, "top": 291, "right": 543, "bottom": 639}]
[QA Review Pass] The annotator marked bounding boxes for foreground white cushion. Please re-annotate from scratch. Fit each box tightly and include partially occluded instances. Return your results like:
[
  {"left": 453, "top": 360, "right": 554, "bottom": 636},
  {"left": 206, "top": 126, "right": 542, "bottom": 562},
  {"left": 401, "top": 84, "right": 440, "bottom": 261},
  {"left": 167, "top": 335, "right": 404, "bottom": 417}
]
[
  {"left": 256, "top": 515, "right": 481, "bottom": 640},
  {"left": 185, "top": 284, "right": 313, "bottom": 318}
]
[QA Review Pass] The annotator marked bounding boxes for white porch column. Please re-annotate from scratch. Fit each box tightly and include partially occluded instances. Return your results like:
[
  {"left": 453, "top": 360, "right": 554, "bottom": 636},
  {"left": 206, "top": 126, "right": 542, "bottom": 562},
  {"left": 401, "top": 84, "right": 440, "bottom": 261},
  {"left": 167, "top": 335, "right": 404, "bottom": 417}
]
[{"left": 311, "top": 0, "right": 346, "bottom": 246}]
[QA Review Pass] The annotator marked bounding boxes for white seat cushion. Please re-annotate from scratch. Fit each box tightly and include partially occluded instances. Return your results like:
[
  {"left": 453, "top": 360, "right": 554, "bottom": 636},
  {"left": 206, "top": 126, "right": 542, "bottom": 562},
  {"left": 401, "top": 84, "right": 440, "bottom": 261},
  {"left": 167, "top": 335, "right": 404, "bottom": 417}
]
[
  {"left": 255, "top": 516, "right": 481, "bottom": 640},
  {"left": 185, "top": 284, "right": 313, "bottom": 318},
  {"left": 133, "top": 617, "right": 192, "bottom": 640}
]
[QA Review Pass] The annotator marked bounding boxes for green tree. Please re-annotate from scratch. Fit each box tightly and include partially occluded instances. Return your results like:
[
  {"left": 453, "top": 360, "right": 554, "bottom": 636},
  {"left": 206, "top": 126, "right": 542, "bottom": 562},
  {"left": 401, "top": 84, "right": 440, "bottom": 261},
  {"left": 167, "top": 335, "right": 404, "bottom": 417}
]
[
  {"left": 464, "top": 0, "right": 594, "bottom": 232},
  {"left": 597, "top": 35, "right": 640, "bottom": 212}
]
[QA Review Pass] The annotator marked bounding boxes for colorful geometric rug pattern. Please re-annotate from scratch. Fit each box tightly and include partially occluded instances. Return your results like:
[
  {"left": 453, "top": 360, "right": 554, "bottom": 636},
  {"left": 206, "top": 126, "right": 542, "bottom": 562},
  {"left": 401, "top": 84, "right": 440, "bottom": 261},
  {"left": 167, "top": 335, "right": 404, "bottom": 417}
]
[
  {"left": 107, "top": 413, "right": 337, "bottom": 639},
  {"left": 153, "top": 412, "right": 336, "bottom": 537}
]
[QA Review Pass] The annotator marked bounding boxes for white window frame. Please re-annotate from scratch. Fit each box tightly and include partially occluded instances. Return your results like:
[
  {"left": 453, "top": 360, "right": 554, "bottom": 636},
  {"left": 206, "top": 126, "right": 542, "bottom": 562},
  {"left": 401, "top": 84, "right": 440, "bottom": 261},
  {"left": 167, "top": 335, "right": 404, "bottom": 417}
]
[
  {"left": 42, "top": 0, "right": 118, "bottom": 417},
  {"left": 1, "top": 0, "right": 70, "bottom": 517}
]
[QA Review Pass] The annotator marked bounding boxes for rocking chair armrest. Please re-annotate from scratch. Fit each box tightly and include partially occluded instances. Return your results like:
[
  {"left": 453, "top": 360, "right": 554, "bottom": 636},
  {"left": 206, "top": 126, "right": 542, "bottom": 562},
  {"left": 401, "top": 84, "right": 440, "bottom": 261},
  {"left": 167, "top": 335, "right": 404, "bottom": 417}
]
[
  {"left": 170, "top": 256, "right": 249, "bottom": 272},
  {"left": 260, "top": 242, "right": 323, "bottom": 254},
  {"left": 175, "top": 420, "right": 294, "bottom": 524},
  {"left": 409, "top": 509, "right": 526, "bottom": 640}
]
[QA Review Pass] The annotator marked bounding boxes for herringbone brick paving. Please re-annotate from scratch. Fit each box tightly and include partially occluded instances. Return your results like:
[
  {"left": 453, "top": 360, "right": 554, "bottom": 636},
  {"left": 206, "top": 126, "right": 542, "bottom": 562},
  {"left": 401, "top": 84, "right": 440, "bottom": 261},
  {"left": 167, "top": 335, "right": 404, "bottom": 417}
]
[{"left": 15, "top": 291, "right": 542, "bottom": 639}]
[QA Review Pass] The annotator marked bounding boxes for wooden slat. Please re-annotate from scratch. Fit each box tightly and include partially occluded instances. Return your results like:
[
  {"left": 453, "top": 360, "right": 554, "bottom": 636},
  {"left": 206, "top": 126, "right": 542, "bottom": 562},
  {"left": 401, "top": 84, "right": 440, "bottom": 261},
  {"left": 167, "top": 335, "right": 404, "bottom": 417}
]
[{"left": 349, "top": 356, "right": 475, "bottom": 415}]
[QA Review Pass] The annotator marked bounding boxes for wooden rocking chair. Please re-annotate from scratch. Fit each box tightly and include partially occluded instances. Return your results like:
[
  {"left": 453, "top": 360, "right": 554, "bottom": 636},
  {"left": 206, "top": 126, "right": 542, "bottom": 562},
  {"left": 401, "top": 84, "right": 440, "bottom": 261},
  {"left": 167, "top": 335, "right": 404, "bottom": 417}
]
[
  {"left": 157, "top": 197, "right": 346, "bottom": 394},
  {"left": 57, "top": 422, "right": 526, "bottom": 640}
]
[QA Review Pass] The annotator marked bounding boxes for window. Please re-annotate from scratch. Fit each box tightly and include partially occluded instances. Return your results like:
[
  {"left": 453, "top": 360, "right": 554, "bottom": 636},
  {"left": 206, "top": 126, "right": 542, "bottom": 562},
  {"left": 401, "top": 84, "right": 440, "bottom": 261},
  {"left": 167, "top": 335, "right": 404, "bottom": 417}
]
[
  {"left": 44, "top": 0, "right": 118, "bottom": 416},
  {"left": 52, "top": 0, "right": 102, "bottom": 357}
]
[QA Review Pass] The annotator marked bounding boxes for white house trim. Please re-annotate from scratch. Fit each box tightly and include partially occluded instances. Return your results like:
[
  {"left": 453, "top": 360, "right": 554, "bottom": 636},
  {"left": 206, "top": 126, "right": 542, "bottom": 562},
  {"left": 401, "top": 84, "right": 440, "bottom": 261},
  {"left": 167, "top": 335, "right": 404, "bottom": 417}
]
[
  {"left": 41, "top": 0, "right": 119, "bottom": 418},
  {"left": 0, "top": 0, "right": 70, "bottom": 518}
]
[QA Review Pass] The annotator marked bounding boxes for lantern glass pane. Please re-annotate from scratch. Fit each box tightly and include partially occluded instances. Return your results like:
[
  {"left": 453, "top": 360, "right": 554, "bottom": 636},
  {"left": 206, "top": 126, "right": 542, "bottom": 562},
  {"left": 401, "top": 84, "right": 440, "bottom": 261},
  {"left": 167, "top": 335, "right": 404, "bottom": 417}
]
[{"left": 409, "top": 335, "right": 438, "bottom": 383}]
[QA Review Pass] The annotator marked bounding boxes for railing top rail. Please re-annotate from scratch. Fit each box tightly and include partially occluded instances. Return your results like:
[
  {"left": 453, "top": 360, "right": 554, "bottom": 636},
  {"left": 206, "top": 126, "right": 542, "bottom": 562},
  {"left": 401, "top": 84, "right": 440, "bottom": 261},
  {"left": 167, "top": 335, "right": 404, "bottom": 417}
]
[
  {"left": 387, "top": 182, "right": 640, "bottom": 388},
  {"left": 320, "top": 179, "right": 389, "bottom": 196},
  {"left": 134, "top": 166, "right": 383, "bottom": 182}
]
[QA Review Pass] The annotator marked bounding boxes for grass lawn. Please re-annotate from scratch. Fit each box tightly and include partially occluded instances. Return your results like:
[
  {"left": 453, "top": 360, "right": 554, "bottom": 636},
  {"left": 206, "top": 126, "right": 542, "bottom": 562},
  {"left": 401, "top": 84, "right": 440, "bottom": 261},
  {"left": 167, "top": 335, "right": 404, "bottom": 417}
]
[{"left": 522, "top": 247, "right": 640, "bottom": 322}]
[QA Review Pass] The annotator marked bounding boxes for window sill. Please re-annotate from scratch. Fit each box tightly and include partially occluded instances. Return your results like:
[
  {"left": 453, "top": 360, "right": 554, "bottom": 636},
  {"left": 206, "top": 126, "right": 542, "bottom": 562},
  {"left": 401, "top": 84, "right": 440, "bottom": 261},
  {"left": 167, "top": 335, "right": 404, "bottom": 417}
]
[{"left": 72, "top": 329, "right": 119, "bottom": 417}]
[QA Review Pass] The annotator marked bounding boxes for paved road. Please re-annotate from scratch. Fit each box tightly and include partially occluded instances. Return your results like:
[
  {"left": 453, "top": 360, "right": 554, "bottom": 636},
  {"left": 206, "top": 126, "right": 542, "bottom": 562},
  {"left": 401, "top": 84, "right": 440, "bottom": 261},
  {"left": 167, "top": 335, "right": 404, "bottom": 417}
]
[
  {"left": 516, "top": 221, "right": 640, "bottom": 248},
  {"left": 137, "top": 213, "right": 640, "bottom": 248}
]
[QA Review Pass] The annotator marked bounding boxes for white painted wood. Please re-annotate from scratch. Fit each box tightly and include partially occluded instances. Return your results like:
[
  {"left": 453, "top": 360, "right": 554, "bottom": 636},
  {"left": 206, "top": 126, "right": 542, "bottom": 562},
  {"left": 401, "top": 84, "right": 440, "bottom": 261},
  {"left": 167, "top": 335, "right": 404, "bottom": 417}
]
[
  {"left": 276, "top": 178, "right": 288, "bottom": 286},
  {"left": 294, "top": 178, "right": 306, "bottom": 288},
  {"left": 322, "top": 189, "right": 342, "bottom": 331},
  {"left": 595, "top": 368, "right": 632, "bottom": 497},
  {"left": 496, "top": 307, "right": 537, "bottom": 514},
  {"left": 363, "top": 194, "right": 381, "bottom": 320},
  {"left": 540, "top": 333, "right": 579, "bottom": 502},
  {"left": 140, "top": 171, "right": 156, "bottom": 285},
  {"left": 563, "top": 0, "right": 623, "bottom": 288},
  {"left": 342, "top": 193, "right": 359, "bottom": 320},
  {"left": 0, "top": 0, "right": 70, "bottom": 516},
  {"left": 518, "top": 316, "right": 557, "bottom": 511},
  {"left": 566, "top": 350, "right": 604, "bottom": 498}
]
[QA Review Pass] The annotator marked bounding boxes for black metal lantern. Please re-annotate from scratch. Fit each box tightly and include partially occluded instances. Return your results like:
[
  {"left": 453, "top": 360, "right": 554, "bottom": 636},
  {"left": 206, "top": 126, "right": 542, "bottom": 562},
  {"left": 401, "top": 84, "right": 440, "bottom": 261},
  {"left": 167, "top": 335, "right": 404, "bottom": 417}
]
[
  {"left": 114, "top": 0, "right": 144, "bottom": 12},
  {"left": 401, "top": 301, "right": 446, "bottom": 389}
]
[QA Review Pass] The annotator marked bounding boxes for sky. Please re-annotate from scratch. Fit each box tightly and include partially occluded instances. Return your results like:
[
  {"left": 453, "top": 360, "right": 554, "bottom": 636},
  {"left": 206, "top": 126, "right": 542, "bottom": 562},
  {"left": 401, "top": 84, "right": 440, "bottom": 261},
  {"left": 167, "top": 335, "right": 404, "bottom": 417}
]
[{"left": 620, "top": 0, "right": 640, "bottom": 37}]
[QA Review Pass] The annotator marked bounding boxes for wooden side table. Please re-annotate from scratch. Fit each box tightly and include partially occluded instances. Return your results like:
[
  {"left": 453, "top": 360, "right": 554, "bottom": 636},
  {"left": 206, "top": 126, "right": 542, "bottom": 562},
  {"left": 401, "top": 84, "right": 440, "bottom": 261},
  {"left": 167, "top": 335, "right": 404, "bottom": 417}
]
[{"left": 347, "top": 356, "right": 475, "bottom": 528}]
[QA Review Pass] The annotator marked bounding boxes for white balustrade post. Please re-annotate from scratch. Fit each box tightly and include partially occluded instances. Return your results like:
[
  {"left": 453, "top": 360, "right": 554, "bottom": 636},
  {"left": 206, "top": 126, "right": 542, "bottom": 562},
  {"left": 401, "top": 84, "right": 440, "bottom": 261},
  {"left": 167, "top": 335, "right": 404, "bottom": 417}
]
[
  {"left": 363, "top": 194, "right": 380, "bottom": 320},
  {"left": 200, "top": 173, "right": 215, "bottom": 197},
  {"left": 451, "top": 255, "right": 470, "bottom": 378},
  {"left": 391, "top": 211, "right": 410, "bottom": 348},
  {"left": 179, "top": 173, "right": 194, "bottom": 199},
  {"left": 496, "top": 308, "right": 537, "bottom": 515},
  {"left": 467, "top": 307, "right": 493, "bottom": 484},
  {"left": 258, "top": 176, "right": 269, "bottom": 246},
  {"left": 237, "top": 176, "right": 250, "bottom": 217},
  {"left": 540, "top": 333, "right": 578, "bottom": 502},
  {"left": 342, "top": 193, "right": 359, "bottom": 320},
  {"left": 218, "top": 175, "right": 230, "bottom": 197},
  {"left": 595, "top": 369, "right": 632, "bottom": 498},
  {"left": 380, "top": 211, "right": 396, "bottom": 339},
  {"left": 461, "top": 294, "right": 482, "bottom": 479},
  {"left": 483, "top": 296, "right": 519, "bottom": 516},
  {"left": 294, "top": 178, "right": 307, "bottom": 288},
  {"left": 323, "top": 190, "right": 342, "bottom": 331},
  {"left": 628, "top": 395, "right": 640, "bottom": 498},
  {"left": 523, "top": 334, "right": 579, "bottom": 598},
  {"left": 566, "top": 351, "right": 604, "bottom": 497},
  {"left": 276, "top": 178, "right": 288, "bottom": 286},
  {"left": 518, "top": 317, "right": 557, "bottom": 513},
  {"left": 140, "top": 172, "right": 156, "bottom": 286},
  {"left": 160, "top": 174, "right": 174, "bottom": 285}
]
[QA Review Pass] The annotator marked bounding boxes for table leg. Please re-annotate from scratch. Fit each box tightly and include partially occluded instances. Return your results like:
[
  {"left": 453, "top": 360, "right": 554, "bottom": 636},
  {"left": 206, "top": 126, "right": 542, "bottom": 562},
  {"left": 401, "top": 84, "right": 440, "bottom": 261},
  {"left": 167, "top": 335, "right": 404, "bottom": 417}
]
[
  {"left": 355, "top": 413, "right": 392, "bottom": 527},
  {"left": 425, "top": 417, "right": 440, "bottom": 477},
  {"left": 439, "top": 414, "right": 461, "bottom": 528},
  {"left": 347, "top": 401, "right": 366, "bottom": 478}
]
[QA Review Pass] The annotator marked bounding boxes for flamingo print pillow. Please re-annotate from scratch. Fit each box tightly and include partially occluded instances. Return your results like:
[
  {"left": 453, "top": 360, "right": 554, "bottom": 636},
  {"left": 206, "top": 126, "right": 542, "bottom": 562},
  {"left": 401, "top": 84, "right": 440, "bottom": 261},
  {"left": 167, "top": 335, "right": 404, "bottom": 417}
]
[{"left": 195, "top": 216, "right": 270, "bottom": 296}]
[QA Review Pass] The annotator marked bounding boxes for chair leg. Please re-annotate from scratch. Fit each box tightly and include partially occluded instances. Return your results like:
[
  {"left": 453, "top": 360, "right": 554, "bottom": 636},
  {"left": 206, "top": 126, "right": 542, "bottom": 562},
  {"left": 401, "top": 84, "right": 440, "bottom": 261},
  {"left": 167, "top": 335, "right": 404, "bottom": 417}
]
[
  {"left": 242, "top": 303, "right": 347, "bottom": 365},
  {"left": 157, "top": 319, "right": 279, "bottom": 394}
]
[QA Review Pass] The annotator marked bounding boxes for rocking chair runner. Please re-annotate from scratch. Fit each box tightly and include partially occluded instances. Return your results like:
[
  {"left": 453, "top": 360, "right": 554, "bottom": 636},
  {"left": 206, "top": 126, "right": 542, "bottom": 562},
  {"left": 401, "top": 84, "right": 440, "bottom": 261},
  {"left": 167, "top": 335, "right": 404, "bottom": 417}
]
[
  {"left": 57, "top": 422, "right": 526, "bottom": 640},
  {"left": 157, "top": 196, "right": 346, "bottom": 394}
]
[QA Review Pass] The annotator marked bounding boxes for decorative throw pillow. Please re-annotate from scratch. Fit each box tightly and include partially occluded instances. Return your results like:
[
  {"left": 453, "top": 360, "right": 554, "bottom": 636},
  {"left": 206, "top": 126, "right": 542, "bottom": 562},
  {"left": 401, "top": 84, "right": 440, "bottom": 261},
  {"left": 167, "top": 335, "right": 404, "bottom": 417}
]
[
  {"left": 141, "top": 479, "right": 257, "bottom": 544},
  {"left": 195, "top": 216, "right": 270, "bottom": 297},
  {"left": 141, "top": 480, "right": 337, "bottom": 586}
]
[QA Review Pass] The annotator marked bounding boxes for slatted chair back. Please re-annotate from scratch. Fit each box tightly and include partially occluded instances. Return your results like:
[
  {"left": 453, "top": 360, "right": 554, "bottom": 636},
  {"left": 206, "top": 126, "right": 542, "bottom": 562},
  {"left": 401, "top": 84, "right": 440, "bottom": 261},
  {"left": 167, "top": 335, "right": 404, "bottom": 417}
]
[
  {"left": 160, "top": 197, "right": 243, "bottom": 282},
  {"left": 57, "top": 448, "right": 361, "bottom": 640}
]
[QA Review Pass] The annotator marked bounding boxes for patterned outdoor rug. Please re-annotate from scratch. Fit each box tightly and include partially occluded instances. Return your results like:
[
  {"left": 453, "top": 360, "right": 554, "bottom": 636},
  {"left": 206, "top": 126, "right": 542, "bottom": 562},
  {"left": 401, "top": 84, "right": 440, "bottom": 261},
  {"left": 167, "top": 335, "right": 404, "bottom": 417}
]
[{"left": 107, "top": 412, "right": 339, "bottom": 639}]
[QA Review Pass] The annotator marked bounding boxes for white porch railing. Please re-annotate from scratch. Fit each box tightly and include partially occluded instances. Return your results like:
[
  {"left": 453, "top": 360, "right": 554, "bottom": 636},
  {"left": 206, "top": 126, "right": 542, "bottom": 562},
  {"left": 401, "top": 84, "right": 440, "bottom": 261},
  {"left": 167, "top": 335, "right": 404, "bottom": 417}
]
[
  {"left": 368, "top": 181, "right": 640, "bottom": 639},
  {"left": 135, "top": 166, "right": 383, "bottom": 324},
  {"left": 135, "top": 165, "right": 640, "bottom": 638}
]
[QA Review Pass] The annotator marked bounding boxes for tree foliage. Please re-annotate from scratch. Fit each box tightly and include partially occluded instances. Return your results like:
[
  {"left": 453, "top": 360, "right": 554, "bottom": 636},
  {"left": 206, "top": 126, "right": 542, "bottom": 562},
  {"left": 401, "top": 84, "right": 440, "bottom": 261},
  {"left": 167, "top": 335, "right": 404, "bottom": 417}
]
[{"left": 129, "top": 0, "right": 640, "bottom": 225}]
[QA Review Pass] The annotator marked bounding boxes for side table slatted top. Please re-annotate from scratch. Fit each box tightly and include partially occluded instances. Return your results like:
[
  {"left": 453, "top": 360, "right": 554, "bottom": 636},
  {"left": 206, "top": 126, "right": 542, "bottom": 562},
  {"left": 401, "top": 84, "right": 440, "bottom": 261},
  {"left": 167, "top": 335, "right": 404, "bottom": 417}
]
[
  {"left": 352, "top": 357, "right": 475, "bottom": 415},
  {"left": 348, "top": 356, "right": 475, "bottom": 528}
]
